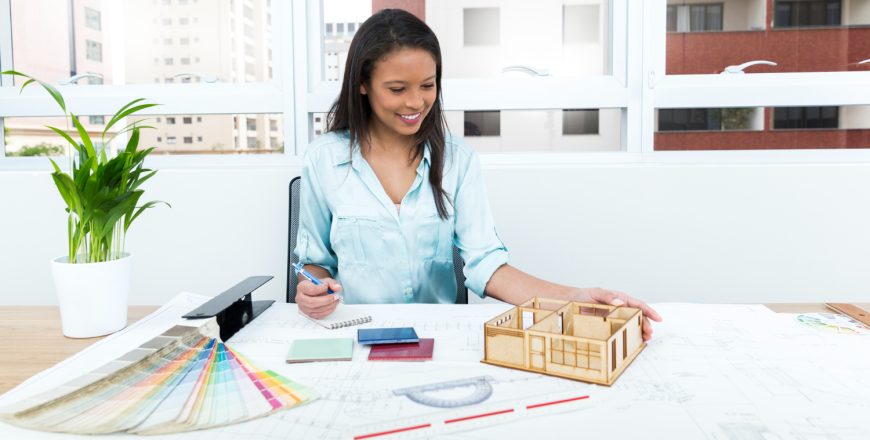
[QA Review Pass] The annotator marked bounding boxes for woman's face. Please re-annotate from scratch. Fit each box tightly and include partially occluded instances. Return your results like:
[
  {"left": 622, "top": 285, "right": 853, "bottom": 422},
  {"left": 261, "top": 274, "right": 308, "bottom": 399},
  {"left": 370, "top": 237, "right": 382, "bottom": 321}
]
[{"left": 361, "top": 47, "right": 437, "bottom": 140}]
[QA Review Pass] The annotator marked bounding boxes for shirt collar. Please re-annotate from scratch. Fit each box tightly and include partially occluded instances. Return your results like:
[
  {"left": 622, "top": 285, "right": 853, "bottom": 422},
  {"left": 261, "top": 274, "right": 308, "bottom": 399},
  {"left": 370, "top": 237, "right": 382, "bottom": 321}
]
[{"left": 332, "top": 137, "right": 431, "bottom": 169}]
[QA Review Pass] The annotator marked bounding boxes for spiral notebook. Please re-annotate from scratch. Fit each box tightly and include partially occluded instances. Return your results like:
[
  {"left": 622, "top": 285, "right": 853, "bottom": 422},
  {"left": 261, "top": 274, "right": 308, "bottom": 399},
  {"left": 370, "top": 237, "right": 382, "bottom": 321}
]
[{"left": 300, "top": 304, "right": 372, "bottom": 329}]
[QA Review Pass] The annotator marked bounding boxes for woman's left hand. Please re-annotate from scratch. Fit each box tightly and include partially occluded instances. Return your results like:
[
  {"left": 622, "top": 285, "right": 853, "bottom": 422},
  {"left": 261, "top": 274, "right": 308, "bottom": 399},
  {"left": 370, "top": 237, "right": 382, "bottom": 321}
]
[{"left": 571, "top": 288, "right": 663, "bottom": 342}]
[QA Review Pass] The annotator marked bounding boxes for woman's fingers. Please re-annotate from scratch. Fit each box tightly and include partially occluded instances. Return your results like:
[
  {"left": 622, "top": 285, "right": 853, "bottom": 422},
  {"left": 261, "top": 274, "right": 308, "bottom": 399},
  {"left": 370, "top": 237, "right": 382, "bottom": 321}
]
[{"left": 297, "top": 279, "right": 341, "bottom": 317}]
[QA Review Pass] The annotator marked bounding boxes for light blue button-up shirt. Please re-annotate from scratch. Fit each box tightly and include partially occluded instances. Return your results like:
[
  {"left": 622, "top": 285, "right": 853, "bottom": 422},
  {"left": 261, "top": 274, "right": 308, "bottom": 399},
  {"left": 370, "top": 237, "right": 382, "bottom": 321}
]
[{"left": 295, "top": 130, "right": 509, "bottom": 304}]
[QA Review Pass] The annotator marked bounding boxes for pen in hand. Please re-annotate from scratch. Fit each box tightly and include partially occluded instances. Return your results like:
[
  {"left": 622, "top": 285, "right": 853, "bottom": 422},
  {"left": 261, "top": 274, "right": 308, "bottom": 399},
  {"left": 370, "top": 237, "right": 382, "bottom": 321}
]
[{"left": 292, "top": 262, "right": 340, "bottom": 298}]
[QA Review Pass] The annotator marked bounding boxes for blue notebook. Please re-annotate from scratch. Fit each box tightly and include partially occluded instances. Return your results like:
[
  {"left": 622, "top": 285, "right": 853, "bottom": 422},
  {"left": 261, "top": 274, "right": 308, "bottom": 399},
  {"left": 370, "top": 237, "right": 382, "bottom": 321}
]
[{"left": 357, "top": 327, "right": 419, "bottom": 345}]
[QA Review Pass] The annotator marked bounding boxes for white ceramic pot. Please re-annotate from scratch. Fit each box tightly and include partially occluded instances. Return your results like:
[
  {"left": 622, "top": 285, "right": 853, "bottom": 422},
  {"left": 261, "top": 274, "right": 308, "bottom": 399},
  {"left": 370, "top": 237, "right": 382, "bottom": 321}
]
[{"left": 51, "top": 253, "right": 131, "bottom": 338}]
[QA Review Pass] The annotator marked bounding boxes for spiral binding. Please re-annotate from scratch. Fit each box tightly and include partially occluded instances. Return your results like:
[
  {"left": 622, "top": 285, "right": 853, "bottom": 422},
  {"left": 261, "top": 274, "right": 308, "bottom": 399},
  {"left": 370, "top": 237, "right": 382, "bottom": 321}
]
[{"left": 332, "top": 316, "right": 372, "bottom": 329}]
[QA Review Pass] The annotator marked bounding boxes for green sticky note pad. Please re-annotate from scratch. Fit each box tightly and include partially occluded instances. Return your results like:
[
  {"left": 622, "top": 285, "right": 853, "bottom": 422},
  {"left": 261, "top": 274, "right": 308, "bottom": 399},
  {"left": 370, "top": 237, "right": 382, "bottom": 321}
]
[{"left": 286, "top": 338, "right": 353, "bottom": 363}]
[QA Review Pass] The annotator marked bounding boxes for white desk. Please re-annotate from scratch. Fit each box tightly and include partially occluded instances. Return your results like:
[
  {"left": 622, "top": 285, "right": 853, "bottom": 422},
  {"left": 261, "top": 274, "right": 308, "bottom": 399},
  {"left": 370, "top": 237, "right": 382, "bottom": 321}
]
[{"left": 1, "top": 294, "right": 868, "bottom": 439}]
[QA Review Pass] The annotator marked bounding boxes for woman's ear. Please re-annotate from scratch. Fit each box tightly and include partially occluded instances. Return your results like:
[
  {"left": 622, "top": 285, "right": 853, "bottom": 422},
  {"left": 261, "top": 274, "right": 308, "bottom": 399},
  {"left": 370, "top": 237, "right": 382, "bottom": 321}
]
[{"left": 360, "top": 83, "right": 368, "bottom": 95}]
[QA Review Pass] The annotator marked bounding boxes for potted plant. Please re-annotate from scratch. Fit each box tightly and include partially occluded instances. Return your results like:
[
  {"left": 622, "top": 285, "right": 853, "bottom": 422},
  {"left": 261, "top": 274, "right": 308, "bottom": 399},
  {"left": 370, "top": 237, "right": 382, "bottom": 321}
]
[{"left": 2, "top": 70, "right": 169, "bottom": 338}]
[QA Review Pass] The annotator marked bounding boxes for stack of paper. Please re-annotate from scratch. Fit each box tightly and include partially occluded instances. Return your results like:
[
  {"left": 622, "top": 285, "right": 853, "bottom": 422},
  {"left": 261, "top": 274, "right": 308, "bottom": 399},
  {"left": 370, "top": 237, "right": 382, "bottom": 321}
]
[{"left": 0, "top": 318, "right": 316, "bottom": 435}]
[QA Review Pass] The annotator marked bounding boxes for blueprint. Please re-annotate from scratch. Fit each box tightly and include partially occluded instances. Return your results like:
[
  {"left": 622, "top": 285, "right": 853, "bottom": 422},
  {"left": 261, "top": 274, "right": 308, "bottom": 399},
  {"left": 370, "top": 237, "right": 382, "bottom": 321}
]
[{"left": 1, "top": 295, "right": 869, "bottom": 439}]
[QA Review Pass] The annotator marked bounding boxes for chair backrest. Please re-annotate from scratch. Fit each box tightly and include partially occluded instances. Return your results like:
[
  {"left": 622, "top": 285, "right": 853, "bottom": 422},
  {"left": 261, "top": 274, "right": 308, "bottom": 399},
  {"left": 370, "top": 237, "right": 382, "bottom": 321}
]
[{"left": 287, "top": 176, "right": 468, "bottom": 304}]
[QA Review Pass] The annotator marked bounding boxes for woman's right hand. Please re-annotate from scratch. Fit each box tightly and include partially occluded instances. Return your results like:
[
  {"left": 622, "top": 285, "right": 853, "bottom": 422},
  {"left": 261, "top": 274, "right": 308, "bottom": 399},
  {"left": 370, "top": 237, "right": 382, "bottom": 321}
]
[{"left": 296, "top": 278, "right": 342, "bottom": 319}]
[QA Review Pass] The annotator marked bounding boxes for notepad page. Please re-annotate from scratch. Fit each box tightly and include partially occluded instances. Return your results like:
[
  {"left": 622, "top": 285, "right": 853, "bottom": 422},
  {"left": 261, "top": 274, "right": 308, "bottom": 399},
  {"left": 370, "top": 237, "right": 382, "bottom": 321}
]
[{"left": 299, "top": 305, "right": 372, "bottom": 329}]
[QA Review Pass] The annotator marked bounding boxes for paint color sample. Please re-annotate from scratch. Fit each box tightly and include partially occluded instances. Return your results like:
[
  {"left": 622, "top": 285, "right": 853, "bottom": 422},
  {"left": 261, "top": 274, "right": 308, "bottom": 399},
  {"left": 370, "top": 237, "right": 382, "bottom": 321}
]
[
  {"left": 368, "top": 339, "right": 434, "bottom": 361},
  {"left": 287, "top": 338, "right": 354, "bottom": 363},
  {"left": 0, "top": 319, "right": 317, "bottom": 435}
]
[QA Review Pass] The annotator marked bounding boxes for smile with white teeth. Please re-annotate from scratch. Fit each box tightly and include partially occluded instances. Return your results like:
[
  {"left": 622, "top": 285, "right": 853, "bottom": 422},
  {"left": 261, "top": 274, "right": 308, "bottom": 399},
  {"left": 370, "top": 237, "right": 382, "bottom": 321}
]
[{"left": 399, "top": 113, "right": 421, "bottom": 121}]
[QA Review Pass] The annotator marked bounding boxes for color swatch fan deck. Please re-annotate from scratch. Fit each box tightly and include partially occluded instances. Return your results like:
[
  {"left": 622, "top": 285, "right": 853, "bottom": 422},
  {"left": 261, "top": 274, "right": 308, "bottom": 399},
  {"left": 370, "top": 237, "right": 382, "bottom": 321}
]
[{"left": 0, "top": 319, "right": 316, "bottom": 435}]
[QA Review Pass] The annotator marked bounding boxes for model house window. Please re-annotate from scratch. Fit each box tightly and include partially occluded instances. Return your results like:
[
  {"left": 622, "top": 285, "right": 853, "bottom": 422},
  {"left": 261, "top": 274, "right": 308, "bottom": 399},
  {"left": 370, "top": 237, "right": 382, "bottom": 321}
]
[
  {"left": 85, "top": 40, "right": 102, "bottom": 62},
  {"left": 180, "top": 37, "right": 189, "bottom": 45},
  {"left": 774, "top": 0, "right": 841, "bottom": 27},
  {"left": 246, "top": 118, "right": 257, "bottom": 131},
  {"left": 164, "top": 58, "right": 173, "bottom": 66},
  {"left": 773, "top": 106, "right": 839, "bottom": 129},
  {"left": 463, "top": 8, "right": 499, "bottom": 46},
  {"left": 247, "top": 136, "right": 259, "bottom": 148},
  {"left": 88, "top": 116, "right": 104, "bottom": 125},
  {"left": 84, "top": 7, "right": 101, "bottom": 31},
  {"left": 167, "top": 117, "right": 176, "bottom": 124},
  {"left": 183, "top": 117, "right": 192, "bottom": 124},
  {"left": 183, "top": 136, "right": 193, "bottom": 144},
  {"left": 167, "top": 136, "right": 177, "bottom": 144},
  {"left": 270, "top": 119, "right": 278, "bottom": 131},
  {"left": 563, "top": 109, "right": 599, "bottom": 135},
  {"left": 179, "top": 17, "right": 189, "bottom": 25},
  {"left": 464, "top": 111, "right": 500, "bottom": 136},
  {"left": 666, "top": 4, "right": 723, "bottom": 32}
]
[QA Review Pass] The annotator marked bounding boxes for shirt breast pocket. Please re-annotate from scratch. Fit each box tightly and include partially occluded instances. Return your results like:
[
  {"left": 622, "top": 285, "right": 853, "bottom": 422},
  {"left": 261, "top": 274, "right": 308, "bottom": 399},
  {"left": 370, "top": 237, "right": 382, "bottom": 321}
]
[
  {"left": 416, "top": 210, "right": 452, "bottom": 262},
  {"left": 332, "top": 206, "right": 384, "bottom": 266}
]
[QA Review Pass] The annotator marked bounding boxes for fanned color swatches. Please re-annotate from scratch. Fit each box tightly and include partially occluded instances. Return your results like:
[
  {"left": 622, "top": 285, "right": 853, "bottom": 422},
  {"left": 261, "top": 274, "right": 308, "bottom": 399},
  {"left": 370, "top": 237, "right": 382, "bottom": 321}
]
[{"left": 0, "top": 319, "right": 315, "bottom": 435}]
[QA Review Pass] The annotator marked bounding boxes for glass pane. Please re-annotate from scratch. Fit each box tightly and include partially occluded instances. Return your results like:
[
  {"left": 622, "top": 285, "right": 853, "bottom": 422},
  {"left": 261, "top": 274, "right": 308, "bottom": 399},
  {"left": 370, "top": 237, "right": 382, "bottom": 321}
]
[
  {"left": 10, "top": 0, "right": 274, "bottom": 85},
  {"left": 309, "top": 109, "right": 622, "bottom": 151},
  {"left": 319, "top": 0, "right": 611, "bottom": 82},
  {"left": 3, "top": 113, "right": 283, "bottom": 156},
  {"left": 655, "top": 105, "right": 870, "bottom": 150},
  {"left": 666, "top": 0, "right": 869, "bottom": 74}
]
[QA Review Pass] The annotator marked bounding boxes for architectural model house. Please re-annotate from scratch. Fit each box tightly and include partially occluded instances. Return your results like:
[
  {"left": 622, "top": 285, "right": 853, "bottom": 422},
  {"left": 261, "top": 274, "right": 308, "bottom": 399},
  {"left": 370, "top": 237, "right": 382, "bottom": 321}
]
[{"left": 482, "top": 298, "right": 645, "bottom": 386}]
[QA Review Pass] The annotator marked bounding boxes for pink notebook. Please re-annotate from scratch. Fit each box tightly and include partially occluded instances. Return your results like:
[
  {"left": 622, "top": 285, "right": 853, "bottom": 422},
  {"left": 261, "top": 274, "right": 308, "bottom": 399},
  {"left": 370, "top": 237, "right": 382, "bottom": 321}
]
[{"left": 367, "top": 338, "right": 434, "bottom": 361}]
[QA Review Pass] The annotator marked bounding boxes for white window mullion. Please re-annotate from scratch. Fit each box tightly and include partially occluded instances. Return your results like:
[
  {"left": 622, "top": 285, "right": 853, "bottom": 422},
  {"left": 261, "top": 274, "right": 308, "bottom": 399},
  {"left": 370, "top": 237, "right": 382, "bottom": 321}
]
[
  {"left": 656, "top": 72, "right": 870, "bottom": 108},
  {"left": 274, "top": 0, "right": 297, "bottom": 156},
  {"left": 0, "top": 83, "right": 284, "bottom": 117},
  {"left": 1, "top": 0, "right": 12, "bottom": 157}
]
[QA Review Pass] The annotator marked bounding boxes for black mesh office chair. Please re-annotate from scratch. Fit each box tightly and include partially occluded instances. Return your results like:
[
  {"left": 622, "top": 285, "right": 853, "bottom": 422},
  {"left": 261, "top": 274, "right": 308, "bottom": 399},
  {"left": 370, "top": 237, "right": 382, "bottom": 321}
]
[{"left": 287, "top": 176, "right": 468, "bottom": 304}]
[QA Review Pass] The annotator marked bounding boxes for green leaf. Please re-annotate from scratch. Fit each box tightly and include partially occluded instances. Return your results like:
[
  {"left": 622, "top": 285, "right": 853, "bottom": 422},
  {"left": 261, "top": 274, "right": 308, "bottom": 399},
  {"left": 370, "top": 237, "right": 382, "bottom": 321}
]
[
  {"left": 69, "top": 114, "right": 97, "bottom": 169},
  {"left": 103, "top": 102, "right": 159, "bottom": 137}
]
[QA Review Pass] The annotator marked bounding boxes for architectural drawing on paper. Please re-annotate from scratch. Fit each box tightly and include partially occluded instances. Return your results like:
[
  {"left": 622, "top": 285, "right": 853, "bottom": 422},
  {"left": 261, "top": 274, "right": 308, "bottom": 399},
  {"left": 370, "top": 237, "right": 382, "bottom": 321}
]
[
  {"left": 393, "top": 376, "right": 494, "bottom": 408},
  {"left": 482, "top": 298, "right": 645, "bottom": 385}
]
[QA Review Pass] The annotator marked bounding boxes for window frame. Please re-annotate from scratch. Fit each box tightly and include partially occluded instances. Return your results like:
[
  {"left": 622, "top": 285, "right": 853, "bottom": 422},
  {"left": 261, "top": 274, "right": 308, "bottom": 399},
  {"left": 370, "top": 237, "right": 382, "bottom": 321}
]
[
  {"left": 0, "top": 0, "right": 298, "bottom": 169},
  {"left": 1, "top": 0, "right": 869, "bottom": 170}
]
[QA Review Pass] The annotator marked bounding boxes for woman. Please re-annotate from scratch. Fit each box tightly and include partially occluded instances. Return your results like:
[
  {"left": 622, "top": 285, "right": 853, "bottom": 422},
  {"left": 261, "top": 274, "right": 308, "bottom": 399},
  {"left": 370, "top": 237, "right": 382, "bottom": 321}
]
[{"left": 295, "top": 9, "right": 661, "bottom": 339}]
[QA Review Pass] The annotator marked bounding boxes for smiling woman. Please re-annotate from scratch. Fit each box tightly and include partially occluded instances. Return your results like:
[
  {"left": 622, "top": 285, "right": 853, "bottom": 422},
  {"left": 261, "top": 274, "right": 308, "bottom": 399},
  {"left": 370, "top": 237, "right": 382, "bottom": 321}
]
[{"left": 291, "top": 8, "right": 662, "bottom": 340}]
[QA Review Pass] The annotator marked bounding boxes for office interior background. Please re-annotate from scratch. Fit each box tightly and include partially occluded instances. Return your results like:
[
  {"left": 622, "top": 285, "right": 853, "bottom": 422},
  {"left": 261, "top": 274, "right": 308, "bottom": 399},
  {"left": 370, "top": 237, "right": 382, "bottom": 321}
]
[{"left": 0, "top": 0, "right": 868, "bottom": 305}]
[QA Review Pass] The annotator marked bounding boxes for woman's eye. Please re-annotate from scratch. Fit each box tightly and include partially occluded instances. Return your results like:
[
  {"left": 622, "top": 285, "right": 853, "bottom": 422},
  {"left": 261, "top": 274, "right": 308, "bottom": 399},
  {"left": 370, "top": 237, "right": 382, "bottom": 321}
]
[
  {"left": 389, "top": 88, "right": 404, "bottom": 94},
  {"left": 421, "top": 84, "right": 434, "bottom": 89}
]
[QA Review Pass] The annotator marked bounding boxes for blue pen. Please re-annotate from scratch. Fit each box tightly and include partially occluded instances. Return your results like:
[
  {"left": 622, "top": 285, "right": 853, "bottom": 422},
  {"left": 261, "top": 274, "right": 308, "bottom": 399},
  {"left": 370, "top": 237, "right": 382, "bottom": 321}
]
[{"left": 292, "top": 262, "right": 336, "bottom": 295}]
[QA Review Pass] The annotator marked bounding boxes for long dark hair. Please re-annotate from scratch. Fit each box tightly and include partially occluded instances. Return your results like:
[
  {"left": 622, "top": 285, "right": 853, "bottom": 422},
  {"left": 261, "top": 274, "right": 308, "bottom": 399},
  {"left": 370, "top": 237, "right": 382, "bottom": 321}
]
[{"left": 327, "top": 8, "right": 451, "bottom": 219}]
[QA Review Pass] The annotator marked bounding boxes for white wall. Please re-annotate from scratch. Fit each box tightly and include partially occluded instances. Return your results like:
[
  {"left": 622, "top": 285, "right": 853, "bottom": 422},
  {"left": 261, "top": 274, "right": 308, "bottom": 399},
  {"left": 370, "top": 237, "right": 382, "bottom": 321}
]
[{"left": 2, "top": 162, "right": 870, "bottom": 305}]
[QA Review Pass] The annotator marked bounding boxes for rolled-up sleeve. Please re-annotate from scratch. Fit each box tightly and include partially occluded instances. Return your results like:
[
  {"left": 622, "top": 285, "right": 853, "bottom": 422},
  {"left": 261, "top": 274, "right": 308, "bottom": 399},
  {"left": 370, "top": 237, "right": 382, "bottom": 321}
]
[
  {"left": 453, "top": 151, "right": 509, "bottom": 298},
  {"left": 294, "top": 151, "right": 338, "bottom": 277}
]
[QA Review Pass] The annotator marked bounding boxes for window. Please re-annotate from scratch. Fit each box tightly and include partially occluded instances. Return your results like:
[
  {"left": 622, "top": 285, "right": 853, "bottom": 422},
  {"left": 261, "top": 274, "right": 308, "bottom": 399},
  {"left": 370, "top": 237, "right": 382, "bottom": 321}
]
[
  {"left": 88, "top": 116, "right": 105, "bottom": 125},
  {"left": 183, "top": 117, "right": 192, "bottom": 124},
  {"left": 197, "top": 136, "right": 203, "bottom": 142},
  {"left": 325, "top": 23, "right": 333, "bottom": 35},
  {"left": 337, "top": 23, "right": 345, "bottom": 34},
  {"left": 773, "top": 106, "right": 839, "bottom": 129},
  {"left": 180, "top": 57, "right": 190, "bottom": 65},
  {"left": 179, "top": 17, "right": 189, "bottom": 25},
  {"left": 775, "top": 0, "right": 841, "bottom": 27},
  {"left": 464, "top": 111, "right": 500, "bottom": 136},
  {"left": 163, "top": 38, "right": 173, "bottom": 45},
  {"left": 183, "top": 136, "right": 193, "bottom": 144},
  {"left": 666, "top": 4, "right": 723, "bottom": 32},
  {"left": 166, "top": 136, "right": 177, "bottom": 144},
  {"left": 563, "top": 5, "right": 599, "bottom": 43},
  {"left": 563, "top": 110, "right": 599, "bottom": 135},
  {"left": 246, "top": 118, "right": 257, "bottom": 131},
  {"left": 162, "top": 18, "right": 172, "bottom": 25},
  {"left": 244, "top": 5, "right": 254, "bottom": 20},
  {"left": 167, "top": 117, "right": 176, "bottom": 124},
  {"left": 180, "top": 37, "right": 190, "bottom": 45},
  {"left": 270, "top": 119, "right": 278, "bottom": 131},
  {"left": 84, "top": 7, "right": 101, "bottom": 31},
  {"left": 463, "top": 8, "right": 500, "bottom": 46},
  {"left": 247, "top": 136, "right": 259, "bottom": 148},
  {"left": 164, "top": 58, "right": 174, "bottom": 66},
  {"left": 196, "top": 117, "right": 202, "bottom": 122},
  {"left": 86, "top": 40, "right": 102, "bottom": 62}
]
